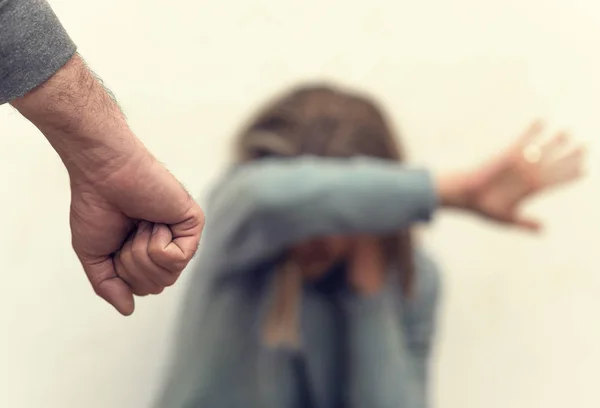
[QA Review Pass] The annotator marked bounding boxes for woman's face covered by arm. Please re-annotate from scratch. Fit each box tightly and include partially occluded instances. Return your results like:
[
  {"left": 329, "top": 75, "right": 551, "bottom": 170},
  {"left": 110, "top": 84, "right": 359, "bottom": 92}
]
[{"left": 291, "top": 235, "right": 386, "bottom": 294}]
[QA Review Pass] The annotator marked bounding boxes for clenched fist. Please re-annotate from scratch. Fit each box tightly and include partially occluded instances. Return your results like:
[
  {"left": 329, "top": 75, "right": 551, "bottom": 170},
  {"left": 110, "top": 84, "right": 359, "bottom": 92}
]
[
  {"left": 69, "top": 151, "right": 204, "bottom": 315},
  {"left": 12, "top": 54, "right": 204, "bottom": 315}
]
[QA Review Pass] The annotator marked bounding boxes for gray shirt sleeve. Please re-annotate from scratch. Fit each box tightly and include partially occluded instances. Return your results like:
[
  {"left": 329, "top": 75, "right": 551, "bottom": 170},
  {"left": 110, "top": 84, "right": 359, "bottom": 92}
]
[
  {"left": 343, "top": 291, "right": 420, "bottom": 408},
  {"left": 343, "top": 251, "right": 441, "bottom": 408},
  {"left": 0, "top": 0, "right": 76, "bottom": 104},
  {"left": 201, "top": 156, "right": 439, "bottom": 275}
]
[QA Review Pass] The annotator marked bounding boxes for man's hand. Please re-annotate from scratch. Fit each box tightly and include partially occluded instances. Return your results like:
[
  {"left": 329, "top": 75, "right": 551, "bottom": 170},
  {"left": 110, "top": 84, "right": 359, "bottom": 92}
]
[
  {"left": 11, "top": 54, "right": 204, "bottom": 315},
  {"left": 68, "top": 151, "right": 204, "bottom": 316}
]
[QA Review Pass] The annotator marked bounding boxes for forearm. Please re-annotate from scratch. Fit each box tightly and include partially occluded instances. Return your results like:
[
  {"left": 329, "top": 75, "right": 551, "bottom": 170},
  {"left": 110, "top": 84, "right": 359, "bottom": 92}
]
[
  {"left": 343, "top": 291, "right": 419, "bottom": 408},
  {"left": 0, "top": 0, "right": 76, "bottom": 104},
  {"left": 259, "top": 159, "right": 439, "bottom": 235},
  {"left": 236, "top": 158, "right": 471, "bottom": 232},
  {"left": 204, "top": 158, "right": 440, "bottom": 272},
  {"left": 11, "top": 54, "right": 146, "bottom": 184},
  {"left": 205, "top": 158, "right": 476, "bottom": 273}
]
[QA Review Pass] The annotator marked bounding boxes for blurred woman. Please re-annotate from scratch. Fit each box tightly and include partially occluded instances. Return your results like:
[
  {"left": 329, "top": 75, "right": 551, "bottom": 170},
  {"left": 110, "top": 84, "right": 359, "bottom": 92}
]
[{"left": 153, "top": 84, "right": 584, "bottom": 408}]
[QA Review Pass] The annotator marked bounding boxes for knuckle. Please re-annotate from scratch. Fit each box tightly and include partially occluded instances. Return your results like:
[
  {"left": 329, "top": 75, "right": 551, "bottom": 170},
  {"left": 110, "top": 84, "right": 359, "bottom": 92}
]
[
  {"left": 133, "top": 288, "right": 150, "bottom": 297},
  {"left": 173, "top": 257, "right": 188, "bottom": 272},
  {"left": 150, "top": 251, "right": 188, "bottom": 274},
  {"left": 196, "top": 207, "right": 206, "bottom": 230},
  {"left": 147, "top": 245, "right": 162, "bottom": 260},
  {"left": 164, "top": 274, "right": 179, "bottom": 287},
  {"left": 119, "top": 250, "right": 133, "bottom": 266},
  {"left": 92, "top": 285, "right": 104, "bottom": 297},
  {"left": 166, "top": 260, "right": 187, "bottom": 275},
  {"left": 131, "top": 245, "right": 148, "bottom": 262}
]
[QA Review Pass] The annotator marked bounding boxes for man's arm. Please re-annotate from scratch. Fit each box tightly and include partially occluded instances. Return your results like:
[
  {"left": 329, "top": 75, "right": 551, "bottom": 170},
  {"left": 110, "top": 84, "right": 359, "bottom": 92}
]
[
  {"left": 9, "top": 52, "right": 204, "bottom": 315},
  {"left": 0, "top": 0, "right": 76, "bottom": 104},
  {"left": 11, "top": 53, "right": 143, "bottom": 184}
]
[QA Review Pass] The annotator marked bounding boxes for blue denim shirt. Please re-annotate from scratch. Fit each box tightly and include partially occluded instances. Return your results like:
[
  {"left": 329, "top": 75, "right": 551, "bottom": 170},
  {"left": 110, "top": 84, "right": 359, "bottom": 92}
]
[{"left": 153, "top": 156, "right": 442, "bottom": 408}]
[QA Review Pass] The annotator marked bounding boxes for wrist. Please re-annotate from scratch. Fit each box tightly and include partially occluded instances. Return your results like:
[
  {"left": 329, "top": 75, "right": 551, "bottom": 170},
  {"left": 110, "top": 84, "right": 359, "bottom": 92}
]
[
  {"left": 49, "top": 125, "right": 147, "bottom": 186},
  {"left": 11, "top": 54, "right": 142, "bottom": 184},
  {"left": 436, "top": 171, "right": 476, "bottom": 209}
]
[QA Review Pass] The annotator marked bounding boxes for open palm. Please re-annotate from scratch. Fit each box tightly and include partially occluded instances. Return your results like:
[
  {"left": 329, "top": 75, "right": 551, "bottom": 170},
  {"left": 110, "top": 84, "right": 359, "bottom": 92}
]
[{"left": 466, "top": 121, "right": 585, "bottom": 231}]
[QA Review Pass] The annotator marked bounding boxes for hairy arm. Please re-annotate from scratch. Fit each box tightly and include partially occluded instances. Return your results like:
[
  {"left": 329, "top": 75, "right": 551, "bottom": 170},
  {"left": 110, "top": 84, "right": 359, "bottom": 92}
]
[
  {"left": 10, "top": 54, "right": 146, "bottom": 184},
  {"left": 3, "top": 2, "right": 204, "bottom": 316},
  {"left": 0, "top": 0, "right": 143, "bottom": 182}
]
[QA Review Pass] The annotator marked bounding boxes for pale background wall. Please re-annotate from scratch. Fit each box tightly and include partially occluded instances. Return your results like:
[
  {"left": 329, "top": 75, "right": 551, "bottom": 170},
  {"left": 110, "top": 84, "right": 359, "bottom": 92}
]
[{"left": 0, "top": 0, "right": 598, "bottom": 407}]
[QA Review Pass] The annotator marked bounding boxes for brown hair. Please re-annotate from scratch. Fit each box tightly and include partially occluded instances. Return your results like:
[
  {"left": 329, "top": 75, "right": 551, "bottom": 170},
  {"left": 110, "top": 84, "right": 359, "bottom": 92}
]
[{"left": 236, "top": 83, "right": 414, "bottom": 346}]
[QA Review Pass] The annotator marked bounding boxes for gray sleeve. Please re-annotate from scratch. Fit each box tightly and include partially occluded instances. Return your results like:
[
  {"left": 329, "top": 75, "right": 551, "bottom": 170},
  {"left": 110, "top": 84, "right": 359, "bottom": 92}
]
[
  {"left": 343, "top": 251, "right": 441, "bottom": 408},
  {"left": 342, "top": 291, "right": 422, "bottom": 408},
  {"left": 0, "top": 0, "right": 77, "bottom": 104},
  {"left": 399, "top": 250, "right": 442, "bottom": 397},
  {"left": 201, "top": 156, "right": 438, "bottom": 274}
]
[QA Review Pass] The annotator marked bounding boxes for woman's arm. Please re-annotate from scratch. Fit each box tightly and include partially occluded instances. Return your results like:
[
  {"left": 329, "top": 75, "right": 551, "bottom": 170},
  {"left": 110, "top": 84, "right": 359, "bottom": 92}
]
[
  {"left": 342, "top": 239, "right": 436, "bottom": 408},
  {"left": 343, "top": 290, "right": 421, "bottom": 408},
  {"left": 201, "top": 156, "right": 465, "bottom": 274},
  {"left": 202, "top": 123, "right": 585, "bottom": 276}
]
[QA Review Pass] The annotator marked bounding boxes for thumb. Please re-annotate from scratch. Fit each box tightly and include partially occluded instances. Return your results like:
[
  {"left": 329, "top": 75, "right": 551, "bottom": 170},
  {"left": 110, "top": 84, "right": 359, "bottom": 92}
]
[
  {"left": 148, "top": 221, "right": 200, "bottom": 273},
  {"left": 84, "top": 258, "right": 135, "bottom": 316},
  {"left": 169, "top": 205, "right": 204, "bottom": 262}
]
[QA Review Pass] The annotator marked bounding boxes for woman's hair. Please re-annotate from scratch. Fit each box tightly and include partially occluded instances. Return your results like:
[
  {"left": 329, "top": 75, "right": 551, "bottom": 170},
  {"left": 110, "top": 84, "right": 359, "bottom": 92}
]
[{"left": 235, "top": 83, "right": 415, "bottom": 296}]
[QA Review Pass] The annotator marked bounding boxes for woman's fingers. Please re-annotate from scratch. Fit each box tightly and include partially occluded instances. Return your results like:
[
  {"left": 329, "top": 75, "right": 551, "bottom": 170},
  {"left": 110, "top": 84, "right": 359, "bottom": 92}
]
[
  {"left": 553, "top": 145, "right": 586, "bottom": 168},
  {"left": 348, "top": 236, "right": 386, "bottom": 295},
  {"left": 542, "top": 146, "right": 586, "bottom": 187},
  {"left": 540, "top": 131, "right": 569, "bottom": 159},
  {"left": 515, "top": 124, "right": 585, "bottom": 190},
  {"left": 514, "top": 120, "right": 544, "bottom": 150},
  {"left": 472, "top": 122, "right": 585, "bottom": 231},
  {"left": 509, "top": 214, "right": 543, "bottom": 232}
]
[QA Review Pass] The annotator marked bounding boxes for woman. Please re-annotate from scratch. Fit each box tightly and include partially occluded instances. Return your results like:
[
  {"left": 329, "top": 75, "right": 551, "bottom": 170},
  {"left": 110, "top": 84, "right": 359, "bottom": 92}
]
[{"left": 153, "top": 84, "right": 584, "bottom": 408}]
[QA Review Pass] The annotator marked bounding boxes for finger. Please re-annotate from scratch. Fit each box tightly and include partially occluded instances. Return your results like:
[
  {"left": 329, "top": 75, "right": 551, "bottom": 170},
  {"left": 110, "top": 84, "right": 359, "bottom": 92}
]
[
  {"left": 83, "top": 257, "right": 135, "bottom": 316},
  {"left": 114, "top": 249, "right": 151, "bottom": 297},
  {"left": 120, "top": 222, "right": 165, "bottom": 295},
  {"left": 545, "top": 163, "right": 585, "bottom": 186},
  {"left": 147, "top": 224, "right": 186, "bottom": 278},
  {"left": 131, "top": 221, "right": 168, "bottom": 290},
  {"left": 553, "top": 145, "right": 586, "bottom": 167},
  {"left": 121, "top": 165, "right": 205, "bottom": 233},
  {"left": 514, "top": 120, "right": 544, "bottom": 149},
  {"left": 543, "top": 146, "right": 586, "bottom": 186},
  {"left": 145, "top": 200, "right": 203, "bottom": 271},
  {"left": 511, "top": 215, "right": 543, "bottom": 232},
  {"left": 540, "top": 131, "right": 569, "bottom": 159},
  {"left": 130, "top": 221, "right": 174, "bottom": 289},
  {"left": 168, "top": 207, "right": 204, "bottom": 266}
]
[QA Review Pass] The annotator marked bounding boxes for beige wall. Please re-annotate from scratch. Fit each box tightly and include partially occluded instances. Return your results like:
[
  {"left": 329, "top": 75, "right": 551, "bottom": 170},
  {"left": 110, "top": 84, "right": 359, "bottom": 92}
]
[{"left": 0, "top": 0, "right": 598, "bottom": 407}]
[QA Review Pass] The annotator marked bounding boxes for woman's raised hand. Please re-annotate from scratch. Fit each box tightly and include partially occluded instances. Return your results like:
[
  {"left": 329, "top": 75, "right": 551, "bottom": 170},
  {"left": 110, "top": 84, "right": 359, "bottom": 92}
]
[{"left": 460, "top": 121, "right": 586, "bottom": 231}]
